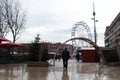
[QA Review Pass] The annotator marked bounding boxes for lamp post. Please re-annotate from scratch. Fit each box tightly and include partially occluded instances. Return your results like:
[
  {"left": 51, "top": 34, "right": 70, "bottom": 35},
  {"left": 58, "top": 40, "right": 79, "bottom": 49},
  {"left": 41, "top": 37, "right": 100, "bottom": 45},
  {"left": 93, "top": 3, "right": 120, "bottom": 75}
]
[
  {"left": 91, "top": 2, "right": 99, "bottom": 62},
  {"left": 91, "top": 2, "right": 98, "bottom": 45}
]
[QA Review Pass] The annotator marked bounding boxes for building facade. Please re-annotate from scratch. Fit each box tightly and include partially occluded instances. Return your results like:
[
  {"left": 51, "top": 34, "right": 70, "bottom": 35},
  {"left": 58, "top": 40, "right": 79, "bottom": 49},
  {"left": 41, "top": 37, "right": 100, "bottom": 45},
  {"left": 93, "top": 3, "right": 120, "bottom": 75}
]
[
  {"left": 48, "top": 43, "right": 73, "bottom": 54},
  {"left": 18, "top": 42, "right": 73, "bottom": 59},
  {"left": 105, "top": 12, "right": 120, "bottom": 59}
]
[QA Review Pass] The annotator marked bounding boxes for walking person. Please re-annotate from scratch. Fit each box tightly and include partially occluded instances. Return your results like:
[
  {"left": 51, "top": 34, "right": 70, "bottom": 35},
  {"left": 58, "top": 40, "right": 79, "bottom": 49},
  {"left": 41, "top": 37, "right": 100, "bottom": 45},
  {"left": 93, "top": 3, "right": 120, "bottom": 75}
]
[
  {"left": 57, "top": 54, "right": 61, "bottom": 61},
  {"left": 76, "top": 53, "right": 80, "bottom": 62},
  {"left": 62, "top": 48, "right": 70, "bottom": 70}
]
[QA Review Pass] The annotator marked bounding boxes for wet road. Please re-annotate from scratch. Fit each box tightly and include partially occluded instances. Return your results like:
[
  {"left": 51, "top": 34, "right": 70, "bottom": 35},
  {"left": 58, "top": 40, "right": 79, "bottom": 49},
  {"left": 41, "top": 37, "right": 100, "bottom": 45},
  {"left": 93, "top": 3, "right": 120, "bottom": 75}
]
[{"left": 0, "top": 60, "right": 120, "bottom": 80}]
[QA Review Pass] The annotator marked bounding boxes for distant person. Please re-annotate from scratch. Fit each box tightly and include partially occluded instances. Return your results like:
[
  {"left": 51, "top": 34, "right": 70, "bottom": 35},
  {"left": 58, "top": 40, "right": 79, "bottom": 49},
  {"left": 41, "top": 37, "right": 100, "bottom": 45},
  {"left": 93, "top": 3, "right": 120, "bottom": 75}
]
[
  {"left": 57, "top": 54, "right": 61, "bottom": 61},
  {"left": 62, "top": 48, "right": 70, "bottom": 70},
  {"left": 76, "top": 53, "right": 80, "bottom": 62}
]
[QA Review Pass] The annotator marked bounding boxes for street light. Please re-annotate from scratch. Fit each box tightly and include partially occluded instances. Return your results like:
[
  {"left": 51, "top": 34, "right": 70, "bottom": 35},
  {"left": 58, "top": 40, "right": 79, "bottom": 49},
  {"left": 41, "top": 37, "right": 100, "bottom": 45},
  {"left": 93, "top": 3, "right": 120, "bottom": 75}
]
[
  {"left": 91, "top": 2, "right": 99, "bottom": 62},
  {"left": 91, "top": 2, "right": 98, "bottom": 45}
]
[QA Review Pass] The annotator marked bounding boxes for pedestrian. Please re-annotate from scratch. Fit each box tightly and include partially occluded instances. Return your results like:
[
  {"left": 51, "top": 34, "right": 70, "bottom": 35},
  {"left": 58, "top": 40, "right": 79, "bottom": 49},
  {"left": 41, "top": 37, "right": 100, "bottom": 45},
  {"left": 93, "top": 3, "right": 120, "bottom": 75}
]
[
  {"left": 76, "top": 53, "right": 80, "bottom": 62},
  {"left": 57, "top": 54, "right": 61, "bottom": 61},
  {"left": 62, "top": 48, "right": 70, "bottom": 70}
]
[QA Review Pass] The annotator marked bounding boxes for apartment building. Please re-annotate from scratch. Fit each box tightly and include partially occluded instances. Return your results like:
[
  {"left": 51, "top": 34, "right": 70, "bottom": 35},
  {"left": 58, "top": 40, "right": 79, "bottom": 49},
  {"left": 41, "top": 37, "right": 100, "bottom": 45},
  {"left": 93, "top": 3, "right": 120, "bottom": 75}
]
[{"left": 105, "top": 12, "right": 120, "bottom": 58}]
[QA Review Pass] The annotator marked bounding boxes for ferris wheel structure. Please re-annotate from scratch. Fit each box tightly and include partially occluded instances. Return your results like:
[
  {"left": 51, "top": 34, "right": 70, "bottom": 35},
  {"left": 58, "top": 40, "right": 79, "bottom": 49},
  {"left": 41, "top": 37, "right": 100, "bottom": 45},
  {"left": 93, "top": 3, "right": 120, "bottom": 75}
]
[{"left": 71, "top": 21, "right": 92, "bottom": 48}]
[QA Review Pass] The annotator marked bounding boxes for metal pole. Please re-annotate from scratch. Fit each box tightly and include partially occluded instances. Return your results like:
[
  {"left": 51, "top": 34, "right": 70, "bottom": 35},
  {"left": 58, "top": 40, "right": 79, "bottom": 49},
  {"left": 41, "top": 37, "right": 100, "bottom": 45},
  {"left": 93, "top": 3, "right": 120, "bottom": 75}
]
[
  {"left": 93, "top": 2, "right": 97, "bottom": 45},
  {"left": 92, "top": 2, "right": 99, "bottom": 63}
]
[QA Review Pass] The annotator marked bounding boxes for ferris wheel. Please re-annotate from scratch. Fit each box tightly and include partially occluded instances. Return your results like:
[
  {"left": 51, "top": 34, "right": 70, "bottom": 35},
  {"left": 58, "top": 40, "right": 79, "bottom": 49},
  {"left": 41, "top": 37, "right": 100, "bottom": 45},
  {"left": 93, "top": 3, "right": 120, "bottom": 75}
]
[{"left": 71, "top": 21, "right": 92, "bottom": 48}]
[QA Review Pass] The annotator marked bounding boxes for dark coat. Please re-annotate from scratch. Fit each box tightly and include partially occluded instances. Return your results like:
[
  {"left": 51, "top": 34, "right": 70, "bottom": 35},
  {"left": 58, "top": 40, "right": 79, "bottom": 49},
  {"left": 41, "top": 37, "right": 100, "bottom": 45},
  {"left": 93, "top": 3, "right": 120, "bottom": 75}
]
[
  {"left": 76, "top": 53, "right": 80, "bottom": 59},
  {"left": 62, "top": 49, "right": 70, "bottom": 60}
]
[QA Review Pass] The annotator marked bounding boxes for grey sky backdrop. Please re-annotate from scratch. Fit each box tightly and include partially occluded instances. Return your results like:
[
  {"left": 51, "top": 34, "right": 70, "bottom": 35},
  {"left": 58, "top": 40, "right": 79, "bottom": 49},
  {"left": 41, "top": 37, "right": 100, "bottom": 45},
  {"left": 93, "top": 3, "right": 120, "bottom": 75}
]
[{"left": 6, "top": 0, "right": 120, "bottom": 46}]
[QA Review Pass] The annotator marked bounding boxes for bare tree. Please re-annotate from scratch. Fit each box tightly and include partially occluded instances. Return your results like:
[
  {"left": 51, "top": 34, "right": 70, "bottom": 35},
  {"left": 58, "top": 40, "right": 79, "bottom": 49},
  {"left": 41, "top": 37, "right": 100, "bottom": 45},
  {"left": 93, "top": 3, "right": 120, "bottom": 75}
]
[
  {"left": 1, "top": 0, "right": 26, "bottom": 43},
  {"left": 0, "top": 1, "right": 9, "bottom": 37}
]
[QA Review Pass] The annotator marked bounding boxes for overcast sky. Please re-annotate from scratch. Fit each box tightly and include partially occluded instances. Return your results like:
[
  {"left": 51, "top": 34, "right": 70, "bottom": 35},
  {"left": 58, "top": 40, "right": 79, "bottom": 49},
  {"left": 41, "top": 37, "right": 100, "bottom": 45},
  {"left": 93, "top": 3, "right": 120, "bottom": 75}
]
[{"left": 6, "top": 0, "right": 120, "bottom": 46}]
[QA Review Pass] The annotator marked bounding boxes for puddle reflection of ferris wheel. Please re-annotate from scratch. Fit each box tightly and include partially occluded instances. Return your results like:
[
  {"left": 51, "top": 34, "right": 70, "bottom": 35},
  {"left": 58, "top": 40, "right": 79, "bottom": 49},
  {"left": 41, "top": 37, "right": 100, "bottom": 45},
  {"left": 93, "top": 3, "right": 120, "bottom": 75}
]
[{"left": 71, "top": 21, "right": 92, "bottom": 48}]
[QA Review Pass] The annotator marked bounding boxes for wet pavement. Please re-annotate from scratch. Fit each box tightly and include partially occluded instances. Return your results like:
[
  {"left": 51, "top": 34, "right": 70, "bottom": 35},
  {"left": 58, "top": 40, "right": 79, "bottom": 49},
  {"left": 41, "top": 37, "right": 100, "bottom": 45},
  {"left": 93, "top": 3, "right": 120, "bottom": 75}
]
[{"left": 0, "top": 59, "right": 120, "bottom": 80}]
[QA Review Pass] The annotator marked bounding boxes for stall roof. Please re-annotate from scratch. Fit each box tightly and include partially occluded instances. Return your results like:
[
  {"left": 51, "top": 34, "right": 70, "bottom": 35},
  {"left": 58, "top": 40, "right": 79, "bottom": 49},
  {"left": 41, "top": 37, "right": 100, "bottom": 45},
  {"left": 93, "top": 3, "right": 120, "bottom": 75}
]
[
  {"left": 0, "top": 36, "right": 10, "bottom": 42},
  {"left": 0, "top": 43, "right": 24, "bottom": 48}
]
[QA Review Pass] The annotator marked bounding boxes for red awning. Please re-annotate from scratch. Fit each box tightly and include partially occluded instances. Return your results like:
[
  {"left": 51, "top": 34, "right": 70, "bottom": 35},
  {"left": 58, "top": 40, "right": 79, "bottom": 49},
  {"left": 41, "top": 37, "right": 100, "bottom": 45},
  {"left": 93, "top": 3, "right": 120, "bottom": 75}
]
[
  {"left": 0, "top": 43, "right": 24, "bottom": 48},
  {"left": 0, "top": 36, "right": 24, "bottom": 48},
  {"left": 0, "top": 36, "right": 10, "bottom": 41}
]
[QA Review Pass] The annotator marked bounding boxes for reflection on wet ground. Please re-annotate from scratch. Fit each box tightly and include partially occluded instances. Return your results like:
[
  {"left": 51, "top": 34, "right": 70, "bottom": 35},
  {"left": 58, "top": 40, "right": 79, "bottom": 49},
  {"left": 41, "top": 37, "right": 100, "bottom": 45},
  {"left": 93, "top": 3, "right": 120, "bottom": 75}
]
[{"left": 0, "top": 60, "right": 120, "bottom": 80}]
